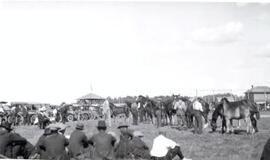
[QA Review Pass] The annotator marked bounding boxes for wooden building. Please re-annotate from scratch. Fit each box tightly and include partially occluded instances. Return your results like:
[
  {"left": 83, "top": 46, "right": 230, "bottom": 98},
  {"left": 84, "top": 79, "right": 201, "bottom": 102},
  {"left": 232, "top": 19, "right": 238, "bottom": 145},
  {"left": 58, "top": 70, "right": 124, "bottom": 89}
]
[{"left": 245, "top": 86, "right": 270, "bottom": 105}]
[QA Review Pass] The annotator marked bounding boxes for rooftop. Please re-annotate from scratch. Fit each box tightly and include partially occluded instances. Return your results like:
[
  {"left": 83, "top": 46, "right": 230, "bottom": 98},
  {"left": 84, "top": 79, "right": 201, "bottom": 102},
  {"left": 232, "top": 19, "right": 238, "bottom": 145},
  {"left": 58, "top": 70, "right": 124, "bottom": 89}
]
[
  {"left": 246, "top": 86, "right": 270, "bottom": 93},
  {"left": 77, "top": 93, "right": 105, "bottom": 100}
]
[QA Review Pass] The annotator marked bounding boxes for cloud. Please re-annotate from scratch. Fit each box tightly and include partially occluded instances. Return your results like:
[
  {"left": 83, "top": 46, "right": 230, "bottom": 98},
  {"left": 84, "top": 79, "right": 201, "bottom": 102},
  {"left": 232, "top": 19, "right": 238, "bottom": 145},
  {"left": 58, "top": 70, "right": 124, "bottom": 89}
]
[
  {"left": 191, "top": 22, "right": 243, "bottom": 44},
  {"left": 235, "top": 3, "right": 250, "bottom": 7},
  {"left": 257, "top": 43, "right": 270, "bottom": 58},
  {"left": 257, "top": 13, "right": 270, "bottom": 22}
]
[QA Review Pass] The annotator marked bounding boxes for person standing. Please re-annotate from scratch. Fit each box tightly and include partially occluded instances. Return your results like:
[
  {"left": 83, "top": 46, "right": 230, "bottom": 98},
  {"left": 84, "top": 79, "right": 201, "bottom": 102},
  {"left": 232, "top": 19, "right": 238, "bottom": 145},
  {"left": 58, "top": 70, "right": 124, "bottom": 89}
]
[
  {"left": 174, "top": 99, "right": 187, "bottom": 127},
  {"left": 88, "top": 120, "right": 116, "bottom": 160},
  {"left": 155, "top": 102, "right": 162, "bottom": 128},
  {"left": 102, "top": 100, "right": 111, "bottom": 127},
  {"left": 60, "top": 104, "right": 69, "bottom": 124},
  {"left": 39, "top": 126, "right": 69, "bottom": 160},
  {"left": 68, "top": 123, "right": 89, "bottom": 160},
  {"left": 192, "top": 98, "right": 203, "bottom": 134},
  {"left": 150, "top": 130, "right": 192, "bottom": 160},
  {"left": 131, "top": 102, "right": 139, "bottom": 125}
]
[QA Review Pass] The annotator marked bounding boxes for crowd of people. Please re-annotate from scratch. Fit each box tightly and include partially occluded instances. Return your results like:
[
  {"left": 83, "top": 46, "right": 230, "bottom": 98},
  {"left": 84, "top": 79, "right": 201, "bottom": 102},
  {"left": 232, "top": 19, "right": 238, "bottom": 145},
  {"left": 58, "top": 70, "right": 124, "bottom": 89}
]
[{"left": 0, "top": 120, "right": 192, "bottom": 160}]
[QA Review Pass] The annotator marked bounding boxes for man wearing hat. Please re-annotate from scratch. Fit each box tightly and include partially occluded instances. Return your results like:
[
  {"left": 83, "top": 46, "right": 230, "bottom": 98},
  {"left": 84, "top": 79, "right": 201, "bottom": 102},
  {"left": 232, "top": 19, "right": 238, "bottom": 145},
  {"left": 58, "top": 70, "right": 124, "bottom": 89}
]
[
  {"left": 39, "top": 125, "right": 69, "bottom": 160},
  {"left": 115, "top": 122, "right": 133, "bottom": 159},
  {"left": 31, "top": 127, "right": 52, "bottom": 159},
  {"left": 192, "top": 97, "right": 203, "bottom": 134},
  {"left": 88, "top": 120, "right": 116, "bottom": 160},
  {"left": 130, "top": 102, "right": 139, "bottom": 125},
  {"left": 128, "top": 131, "right": 151, "bottom": 159},
  {"left": 68, "top": 123, "right": 89, "bottom": 160}
]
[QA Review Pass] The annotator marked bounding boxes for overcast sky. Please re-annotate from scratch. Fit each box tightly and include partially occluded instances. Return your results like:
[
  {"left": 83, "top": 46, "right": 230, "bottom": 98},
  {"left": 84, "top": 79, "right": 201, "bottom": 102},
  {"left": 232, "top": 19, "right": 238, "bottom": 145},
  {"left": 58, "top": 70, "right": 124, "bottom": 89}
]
[{"left": 0, "top": 2, "right": 270, "bottom": 104}]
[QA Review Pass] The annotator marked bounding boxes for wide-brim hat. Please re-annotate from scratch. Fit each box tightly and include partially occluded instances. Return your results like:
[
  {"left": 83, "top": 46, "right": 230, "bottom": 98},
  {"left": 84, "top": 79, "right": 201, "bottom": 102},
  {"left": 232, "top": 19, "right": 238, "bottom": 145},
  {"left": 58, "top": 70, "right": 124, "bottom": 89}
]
[
  {"left": 97, "top": 120, "right": 107, "bottom": 129},
  {"left": 48, "top": 123, "right": 69, "bottom": 131},
  {"left": 76, "top": 123, "right": 84, "bottom": 130},
  {"left": 117, "top": 122, "right": 129, "bottom": 129}
]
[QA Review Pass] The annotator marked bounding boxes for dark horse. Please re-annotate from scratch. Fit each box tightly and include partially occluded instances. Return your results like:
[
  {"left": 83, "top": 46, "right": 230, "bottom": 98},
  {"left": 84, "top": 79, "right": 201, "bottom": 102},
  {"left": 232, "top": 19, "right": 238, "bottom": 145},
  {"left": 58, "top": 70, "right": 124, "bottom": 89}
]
[
  {"left": 109, "top": 102, "right": 130, "bottom": 119},
  {"left": 136, "top": 95, "right": 158, "bottom": 124},
  {"left": 160, "top": 96, "right": 179, "bottom": 125},
  {"left": 211, "top": 98, "right": 260, "bottom": 134}
]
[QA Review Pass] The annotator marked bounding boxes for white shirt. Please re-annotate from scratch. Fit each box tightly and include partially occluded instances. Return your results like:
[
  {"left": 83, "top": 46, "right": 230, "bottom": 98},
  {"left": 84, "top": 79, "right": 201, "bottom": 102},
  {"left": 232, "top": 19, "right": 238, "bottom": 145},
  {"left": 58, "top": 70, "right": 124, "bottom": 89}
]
[
  {"left": 193, "top": 100, "right": 203, "bottom": 112},
  {"left": 0, "top": 107, "right": 4, "bottom": 113},
  {"left": 150, "top": 135, "right": 177, "bottom": 157}
]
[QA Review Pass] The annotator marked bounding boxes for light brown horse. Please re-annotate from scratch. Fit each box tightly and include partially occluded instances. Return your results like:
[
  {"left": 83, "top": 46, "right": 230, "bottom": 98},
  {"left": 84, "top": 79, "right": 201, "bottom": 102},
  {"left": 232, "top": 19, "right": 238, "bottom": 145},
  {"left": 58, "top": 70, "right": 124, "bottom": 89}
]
[{"left": 220, "top": 97, "right": 260, "bottom": 134}]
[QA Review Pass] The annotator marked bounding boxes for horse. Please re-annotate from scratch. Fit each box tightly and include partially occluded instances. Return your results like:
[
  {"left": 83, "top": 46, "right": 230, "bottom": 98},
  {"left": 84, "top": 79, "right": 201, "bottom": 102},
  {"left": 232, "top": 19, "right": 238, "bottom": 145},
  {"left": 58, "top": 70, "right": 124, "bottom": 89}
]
[
  {"left": 212, "top": 97, "right": 260, "bottom": 134},
  {"left": 109, "top": 102, "right": 130, "bottom": 120},
  {"left": 210, "top": 102, "right": 227, "bottom": 133},
  {"left": 161, "top": 96, "right": 178, "bottom": 125},
  {"left": 136, "top": 95, "right": 158, "bottom": 124}
]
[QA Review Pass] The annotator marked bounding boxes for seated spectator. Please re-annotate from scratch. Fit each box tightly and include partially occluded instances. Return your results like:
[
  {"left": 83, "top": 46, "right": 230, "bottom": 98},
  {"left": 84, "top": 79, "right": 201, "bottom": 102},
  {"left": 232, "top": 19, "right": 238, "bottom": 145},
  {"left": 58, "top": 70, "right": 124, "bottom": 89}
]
[
  {"left": 88, "top": 120, "right": 116, "bottom": 160},
  {"left": 150, "top": 130, "right": 192, "bottom": 160},
  {"left": 68, "top": 123, "right": 89, "bottom": 160},
  {"left": 128, "top": 131, "right": 151, "bottom": 159},
  {"left": 115, "top": 122, "right": 133, "bottom": 159}
]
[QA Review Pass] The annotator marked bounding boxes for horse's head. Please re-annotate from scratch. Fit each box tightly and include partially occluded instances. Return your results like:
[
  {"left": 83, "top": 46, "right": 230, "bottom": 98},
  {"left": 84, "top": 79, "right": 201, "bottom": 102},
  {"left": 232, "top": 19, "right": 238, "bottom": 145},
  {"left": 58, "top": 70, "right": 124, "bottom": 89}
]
[
  {"left": 136, "top": 95, "right": 145, "bottom": 104},
  {"left": 220, "top": 97, "right": 229, "bottom": 103},
  {"left": 210, "top": 103, "right": 223, "bottom": 132}
]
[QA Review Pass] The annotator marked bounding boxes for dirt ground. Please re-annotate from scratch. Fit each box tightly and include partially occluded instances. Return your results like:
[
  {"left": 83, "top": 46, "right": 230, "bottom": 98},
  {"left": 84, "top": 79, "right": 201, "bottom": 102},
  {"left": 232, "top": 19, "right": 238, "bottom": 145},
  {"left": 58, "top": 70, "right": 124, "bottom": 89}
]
[{"left": 13, "top": 113, "right": 270, "bottom": 160}]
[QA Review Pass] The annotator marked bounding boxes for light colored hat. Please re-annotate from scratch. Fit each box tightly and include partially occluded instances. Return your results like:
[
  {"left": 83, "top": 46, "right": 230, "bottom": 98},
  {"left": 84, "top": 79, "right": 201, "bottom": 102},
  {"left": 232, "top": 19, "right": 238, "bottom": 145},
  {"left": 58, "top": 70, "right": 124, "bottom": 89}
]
[
  {"left": 76, "top": 123, "right": 84, "bottom": 130},
  {"left": 133, "top": 131, "right": 144, "bottom": 137},
  {"left": 48, "top": 123, "right": 68, "bottom": 131}
]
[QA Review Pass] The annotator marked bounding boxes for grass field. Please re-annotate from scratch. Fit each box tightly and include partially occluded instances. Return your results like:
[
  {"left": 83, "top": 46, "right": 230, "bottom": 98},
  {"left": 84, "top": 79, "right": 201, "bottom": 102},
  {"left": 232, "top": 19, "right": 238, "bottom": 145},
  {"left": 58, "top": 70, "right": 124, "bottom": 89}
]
[{"left": 13, "top": 114, "right": 270, "bottom": 160}]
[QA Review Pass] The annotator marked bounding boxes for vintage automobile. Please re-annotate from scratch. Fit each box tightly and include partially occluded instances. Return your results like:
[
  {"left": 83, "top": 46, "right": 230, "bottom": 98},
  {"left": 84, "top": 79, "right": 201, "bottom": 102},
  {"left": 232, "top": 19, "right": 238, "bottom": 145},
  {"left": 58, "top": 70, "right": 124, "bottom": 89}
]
[{"left": 65, "top": 103, "right": 103, "bottom": 122}]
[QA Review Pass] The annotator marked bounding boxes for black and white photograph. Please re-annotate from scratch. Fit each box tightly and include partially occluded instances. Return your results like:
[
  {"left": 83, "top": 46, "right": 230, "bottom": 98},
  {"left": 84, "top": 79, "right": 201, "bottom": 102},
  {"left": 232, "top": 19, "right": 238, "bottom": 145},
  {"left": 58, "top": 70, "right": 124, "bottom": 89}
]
[{"left": 0, "top": 1, "right": 270, "bottom": 160}]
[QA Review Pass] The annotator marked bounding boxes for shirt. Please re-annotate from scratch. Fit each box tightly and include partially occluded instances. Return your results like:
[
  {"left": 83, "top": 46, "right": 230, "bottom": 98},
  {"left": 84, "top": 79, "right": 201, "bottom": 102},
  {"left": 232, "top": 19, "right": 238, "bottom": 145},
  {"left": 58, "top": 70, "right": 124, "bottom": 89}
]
[
  {"left": 193, "top": 100, "right": 203, "bottom": 112},
  {"left": 150, "top": 135, "right": 177, "bottom": 157}
]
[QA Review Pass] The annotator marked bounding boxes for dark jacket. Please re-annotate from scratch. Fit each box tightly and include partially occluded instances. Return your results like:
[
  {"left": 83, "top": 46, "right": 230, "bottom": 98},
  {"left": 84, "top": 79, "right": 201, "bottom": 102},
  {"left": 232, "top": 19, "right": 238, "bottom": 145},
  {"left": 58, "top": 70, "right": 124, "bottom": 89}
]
[
  {"left": 128, "top": 137, "right": 150, "bottom": 159},
  {"left": 39, "top": 132, "right": 69, "bottom": 160},
  {"left": 5, "top": 133, "right": 29, "bottom": 159},
  {"left": 68, "top": 129, "right": 88, "bottom": 157},
  {"left": 115, "top": 129, "right": 133, "bottom": 159},
  {"left": 0, "top": 130, "right": 27, "bottom": 157},
  {"left": 34, "top": 134, "right": 50, "bottom": 159},
  {"left": 261, "top": 138, "right": 270, "bottom": 160},
  {"left": 89, "top": 132, "right": 116, "bottom": 160},
  {"left": 0, "top": 129, "right": 10, "bottom": 155}
]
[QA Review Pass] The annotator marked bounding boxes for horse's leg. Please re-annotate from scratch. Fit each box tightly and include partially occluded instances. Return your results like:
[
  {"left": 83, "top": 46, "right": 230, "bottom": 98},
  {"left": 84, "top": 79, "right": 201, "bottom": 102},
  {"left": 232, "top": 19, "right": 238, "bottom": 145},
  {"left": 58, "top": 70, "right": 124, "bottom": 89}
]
[
  {"left": 245, "top": 117, "right": 251, "bottom": 134},
  {"left": 221, "top": 117, "right": 226, "bottom": 134},
  {"left": 237, "top": 120, "right": 241, "bottom": 129},
  {"left": 230, "top": 119, "right": 234, "bottom": 133},
  {"left": 225, "top": 117, "right": 231, "bottom": 134},
  {"left": 250, "top": 114, "right": 258, "bottom": 133}
]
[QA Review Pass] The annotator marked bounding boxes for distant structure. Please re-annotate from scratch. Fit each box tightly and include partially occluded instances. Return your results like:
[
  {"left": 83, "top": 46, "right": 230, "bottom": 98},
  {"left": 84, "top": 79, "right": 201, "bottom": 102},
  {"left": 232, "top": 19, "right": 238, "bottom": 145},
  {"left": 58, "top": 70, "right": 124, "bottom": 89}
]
[
  {"left": 245, "top": 85, "right": 270, "bottom": 105},
  {"left": 77, "top": 93, "right": 105, "bottom": 107}
]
